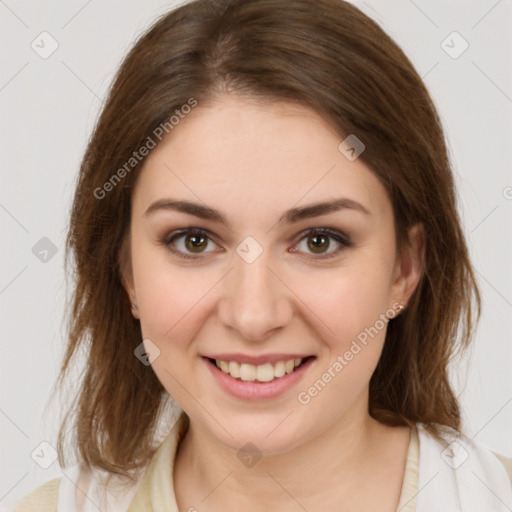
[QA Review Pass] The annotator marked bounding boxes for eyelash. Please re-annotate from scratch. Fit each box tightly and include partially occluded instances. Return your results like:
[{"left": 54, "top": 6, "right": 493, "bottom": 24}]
[{"left": 161, "top": 227, "right": 352, "bottom": 261}]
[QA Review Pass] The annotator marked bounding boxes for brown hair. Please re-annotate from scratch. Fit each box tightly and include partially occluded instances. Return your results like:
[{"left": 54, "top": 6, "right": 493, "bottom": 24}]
[{"left": 52, "top": 0, "right": 480, "bottom": 480}]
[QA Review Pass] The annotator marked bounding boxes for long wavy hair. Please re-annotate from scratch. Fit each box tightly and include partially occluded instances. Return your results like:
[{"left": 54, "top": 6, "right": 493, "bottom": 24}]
[{"left": 51, "top": 0, "right": 480, "bottom": 481}]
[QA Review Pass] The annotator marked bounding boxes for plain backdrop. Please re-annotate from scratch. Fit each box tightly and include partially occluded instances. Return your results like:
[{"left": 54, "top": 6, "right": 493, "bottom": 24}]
[{"left": 1, "top": 0, "right": 511, "bottom": 508}]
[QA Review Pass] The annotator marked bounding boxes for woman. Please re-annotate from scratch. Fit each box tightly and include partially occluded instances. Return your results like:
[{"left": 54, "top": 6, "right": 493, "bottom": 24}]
[{"left": 12, "top": 0, "right": 512, "bottom": 510}]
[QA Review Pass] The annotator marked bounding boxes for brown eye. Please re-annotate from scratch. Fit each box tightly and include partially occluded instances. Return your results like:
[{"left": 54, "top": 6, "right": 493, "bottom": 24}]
[
  {"left": 164, "top": 229, "right": 218, "bottom": 259},
  {"left": 292, "top": 228, "right": 351, "bottom": 259},
  {"left": 307, "top": 233, "right": 330, "bottom": 253},
  {"left": 184, "top": 232, "right": 208, "bottom": 252}
]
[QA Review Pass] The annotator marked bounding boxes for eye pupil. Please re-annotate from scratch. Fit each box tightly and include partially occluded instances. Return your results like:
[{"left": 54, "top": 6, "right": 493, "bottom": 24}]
[
  {"left": 308, "top": 234, "right": 329, "bottom": 253},
  {"left": 186, "top": 233, "right": 207, "bottom": 252}
]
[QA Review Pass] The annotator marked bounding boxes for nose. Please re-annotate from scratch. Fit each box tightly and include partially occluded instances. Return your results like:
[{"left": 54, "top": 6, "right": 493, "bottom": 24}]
[{"left": 217, "top": 249, "right": 294, "bottom": 343}]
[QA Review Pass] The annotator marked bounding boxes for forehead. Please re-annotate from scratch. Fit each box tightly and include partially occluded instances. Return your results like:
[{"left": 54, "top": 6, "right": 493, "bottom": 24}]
[{"left": 132, "top": 95, "right": 391, "bottom": 223}]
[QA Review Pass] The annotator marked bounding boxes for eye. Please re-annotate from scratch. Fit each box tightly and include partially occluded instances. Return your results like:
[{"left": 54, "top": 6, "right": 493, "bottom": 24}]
[
  {"left": 291, "top": 228, "right": 352, "bottom": 259},
  {"left": 162, "top": 227, "right": 351, "bottom": 261},
  {"left": 163, "top": 228, "right": 220, "bottom": 259}
]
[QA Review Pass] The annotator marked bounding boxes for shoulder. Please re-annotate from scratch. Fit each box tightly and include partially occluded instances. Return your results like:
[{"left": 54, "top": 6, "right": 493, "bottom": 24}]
[
  {"left": 492, "top": 450, "right": 512, "bottom": 486},
  {"left": 9, "top": 477, "right": 60, "bottom": 512},
  {"left": 10, "top": 411, "right": 188, "bottom": 512},
  {"left": 416, "top": 423, "right": 512, "bottom": 485},
  {"left": 413, "top": 424, "right": 512, "bottom": 511}
]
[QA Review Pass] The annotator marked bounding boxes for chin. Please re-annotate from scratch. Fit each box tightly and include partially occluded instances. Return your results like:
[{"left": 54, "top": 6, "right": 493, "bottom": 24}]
[{"left": 201, "top": 410, "right": 313, "bottom": 458}]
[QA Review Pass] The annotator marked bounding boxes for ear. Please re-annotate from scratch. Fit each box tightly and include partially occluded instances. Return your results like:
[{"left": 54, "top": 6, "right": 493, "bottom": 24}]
[
  {"left": 389, "top": 223, "right": 425, "bottom": 310},
  {"left": 119, "top": 234, "right": 140, "bottom": 319}
]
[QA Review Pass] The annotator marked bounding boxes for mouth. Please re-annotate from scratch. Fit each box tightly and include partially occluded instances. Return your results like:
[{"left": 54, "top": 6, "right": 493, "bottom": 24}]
[{"left": 204, "top": 356, "right": 316, "bottom": 383}]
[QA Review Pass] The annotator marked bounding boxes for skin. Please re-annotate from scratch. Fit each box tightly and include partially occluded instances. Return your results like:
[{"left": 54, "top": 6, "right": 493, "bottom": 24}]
[{"left": 122, "top": 95, "right": 424, "bottom": 511}]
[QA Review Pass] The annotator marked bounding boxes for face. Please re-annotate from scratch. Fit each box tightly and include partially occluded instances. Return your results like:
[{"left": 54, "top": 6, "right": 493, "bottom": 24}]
[{"left": 122, "top": 95, "right": 422, "bottom": 455}]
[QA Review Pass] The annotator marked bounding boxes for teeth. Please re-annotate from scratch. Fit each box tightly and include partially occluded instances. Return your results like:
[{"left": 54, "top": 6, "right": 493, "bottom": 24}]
[
  {"left": 284, "top": 359, "right": 294, "bottom": 373},
  {"left": 228, "top": 361, "right": 241, "bottom": 378},
  {"left": 214, "top": 357, "right": 304, "bottom": 382},
  {"left": 240, "top": 363, "right": 257, "bottom": 381},
  {"left": 274, "top": 361, "right": 286, "bottom": 378},
  {"left": 256, "top": 363, "right": 275, "bottom": 382}
]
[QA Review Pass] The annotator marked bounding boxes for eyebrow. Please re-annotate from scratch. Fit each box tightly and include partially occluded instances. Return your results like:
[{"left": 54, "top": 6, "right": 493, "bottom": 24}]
[{"left": 144, "top": 197, "right": 371, "bottom": 227}]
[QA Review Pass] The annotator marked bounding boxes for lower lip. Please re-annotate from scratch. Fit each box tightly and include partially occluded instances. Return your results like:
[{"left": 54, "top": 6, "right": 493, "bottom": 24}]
[{"left": 202, "top": 356, "right": 316, "bottom": 400}]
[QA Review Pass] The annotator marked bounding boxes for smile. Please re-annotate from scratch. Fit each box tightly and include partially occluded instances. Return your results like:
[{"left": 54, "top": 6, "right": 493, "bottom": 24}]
[
  {"left": 202, "top": 355, "right": 316, "bottom": 400},
  {"left": 212, "top": 357, "right": 305, "bottom": 382}
]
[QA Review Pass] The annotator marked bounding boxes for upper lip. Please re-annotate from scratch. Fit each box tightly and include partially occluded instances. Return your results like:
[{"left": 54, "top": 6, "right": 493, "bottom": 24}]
[{"left": 203, "top": 353, "right": 314, "bottom": 365}]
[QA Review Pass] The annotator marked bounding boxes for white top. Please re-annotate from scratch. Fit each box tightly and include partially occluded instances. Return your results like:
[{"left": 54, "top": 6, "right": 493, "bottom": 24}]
[
  {"left": 416, "top": 423, "right": 512, "bottom": 511},
  {"left": 11, "top": 412, "right": 512, "bottom": 511}
]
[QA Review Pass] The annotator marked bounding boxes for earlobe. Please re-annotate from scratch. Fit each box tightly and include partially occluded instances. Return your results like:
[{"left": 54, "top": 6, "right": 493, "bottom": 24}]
[
  {"left": 121, "top": 272, "right": 140, "bottom": 319},
  {"left": 391, "top": 223, "right": 425, "bottom": 309},
  {"left": 118, "top": 235, "right": 140, "bottom": 319}
]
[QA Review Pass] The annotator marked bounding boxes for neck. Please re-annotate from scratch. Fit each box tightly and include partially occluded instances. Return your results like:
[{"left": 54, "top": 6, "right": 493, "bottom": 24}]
[{"left": 173, "top": 396, "right": 411, "bottom": 511}]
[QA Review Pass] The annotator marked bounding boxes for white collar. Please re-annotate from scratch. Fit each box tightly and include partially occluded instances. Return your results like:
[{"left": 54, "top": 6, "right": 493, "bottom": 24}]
[{"left": 416, "top": 423, "right": 512, "bottom": 511}]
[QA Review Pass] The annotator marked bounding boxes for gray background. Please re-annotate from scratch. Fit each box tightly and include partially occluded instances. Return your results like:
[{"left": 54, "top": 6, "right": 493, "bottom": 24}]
[{"left": 1, "top": 0, "right": 511, "bottom": 508}]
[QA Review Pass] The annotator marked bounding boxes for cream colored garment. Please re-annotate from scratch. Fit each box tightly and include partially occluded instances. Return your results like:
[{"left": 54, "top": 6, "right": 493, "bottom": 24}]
[{"left": 10, "top": 413, "right": 512, "bottom": 512}]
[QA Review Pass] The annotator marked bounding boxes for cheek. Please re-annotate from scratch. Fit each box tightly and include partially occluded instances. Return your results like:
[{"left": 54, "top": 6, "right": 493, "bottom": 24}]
[
  {"left": 303, "top": 265, "right": 393, "bottom": 343},
  {"left": 293, "top": 270, "right": 392, "bottom": 417},
  {"left": 133, "top": 243, "right": 394, "bottom": 349},
  {"left": 132, "top": 256, "right": 217, "bottom": 402},
  {"left": 136, "top": 267, "right": 214, "bottom": 346},
  {"left": 130, "top": 241, "right": 208, "bottom": 345}
]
